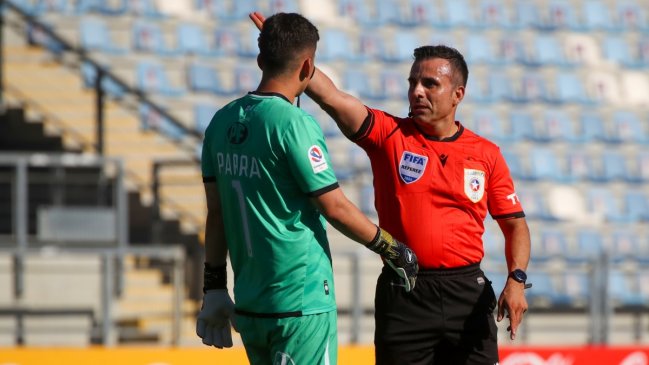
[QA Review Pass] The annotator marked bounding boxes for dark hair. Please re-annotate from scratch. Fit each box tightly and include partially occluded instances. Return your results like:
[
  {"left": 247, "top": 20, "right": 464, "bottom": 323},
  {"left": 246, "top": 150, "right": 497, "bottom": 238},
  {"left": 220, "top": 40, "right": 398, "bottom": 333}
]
[
  {"left": 258, "top": 13, "right": 319, "bottom": 76},
  {"left": 413, "top": 45, "right": 469, "bottom": 87}
]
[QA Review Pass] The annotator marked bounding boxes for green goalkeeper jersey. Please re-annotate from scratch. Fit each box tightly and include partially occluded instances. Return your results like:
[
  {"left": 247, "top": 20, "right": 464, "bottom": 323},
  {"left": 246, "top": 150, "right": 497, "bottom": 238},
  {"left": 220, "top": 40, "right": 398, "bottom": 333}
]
[{"left": 201, "top": 92, "right": 338, "bottom": 316}]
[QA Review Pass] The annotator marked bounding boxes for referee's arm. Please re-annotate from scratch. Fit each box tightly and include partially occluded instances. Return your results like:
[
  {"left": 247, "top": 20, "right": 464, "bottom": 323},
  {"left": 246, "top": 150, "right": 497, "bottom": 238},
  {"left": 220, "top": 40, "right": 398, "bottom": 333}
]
[{"left": 496, "top": 217, "right": 531, "bottom": 340}]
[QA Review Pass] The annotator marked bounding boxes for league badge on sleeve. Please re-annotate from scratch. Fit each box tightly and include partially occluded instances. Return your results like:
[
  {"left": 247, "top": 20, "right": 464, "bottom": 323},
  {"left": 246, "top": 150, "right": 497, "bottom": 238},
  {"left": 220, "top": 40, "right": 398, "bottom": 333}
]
[
  {"left": 308, "top": 145, "right": 329, "bottom": 173},
  {"left": 464, "top": 169, "right": 485, "bottom": 203},
  {"left": 399, "top": 151, "right": 428, "bottom": 184}
]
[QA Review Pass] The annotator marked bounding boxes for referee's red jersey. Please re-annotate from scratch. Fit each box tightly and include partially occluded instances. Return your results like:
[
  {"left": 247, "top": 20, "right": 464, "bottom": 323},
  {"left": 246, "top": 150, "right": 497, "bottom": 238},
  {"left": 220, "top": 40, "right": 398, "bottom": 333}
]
[{"left": 352, "top": 108, "right": 525, "bottom": 269}]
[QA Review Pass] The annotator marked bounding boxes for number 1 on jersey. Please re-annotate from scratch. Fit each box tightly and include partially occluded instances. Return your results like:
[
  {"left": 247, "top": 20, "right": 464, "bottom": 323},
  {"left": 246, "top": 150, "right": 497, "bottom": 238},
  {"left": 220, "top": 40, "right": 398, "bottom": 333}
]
[{"left": 231, "top": 180, "right": 253, "bottom": 257}]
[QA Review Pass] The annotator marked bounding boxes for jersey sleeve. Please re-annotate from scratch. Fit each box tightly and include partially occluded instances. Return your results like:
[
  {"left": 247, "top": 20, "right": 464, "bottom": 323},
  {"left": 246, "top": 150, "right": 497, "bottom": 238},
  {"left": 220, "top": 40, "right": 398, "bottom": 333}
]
[
  {"left": 351, "top": 107, "right": 399, "bottom": 150},
  {"left": 488, "top": 148, "right": 525, "bottom": 219},
  {"left": 201, "top": 126, "right": 216, "bottom": 182},
  {"left": 283, "top": 115, "right": 339, "bottom": 196}
]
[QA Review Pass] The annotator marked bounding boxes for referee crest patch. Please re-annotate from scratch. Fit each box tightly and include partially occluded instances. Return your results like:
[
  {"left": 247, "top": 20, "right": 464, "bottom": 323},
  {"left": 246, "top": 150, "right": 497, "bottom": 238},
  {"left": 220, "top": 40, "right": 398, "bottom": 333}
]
[
  {"left": 464, "top": 168, "right": 485, "bottom": 203},
  {"left": 399, "top": 151, "right": 428, "bottom": 184}
]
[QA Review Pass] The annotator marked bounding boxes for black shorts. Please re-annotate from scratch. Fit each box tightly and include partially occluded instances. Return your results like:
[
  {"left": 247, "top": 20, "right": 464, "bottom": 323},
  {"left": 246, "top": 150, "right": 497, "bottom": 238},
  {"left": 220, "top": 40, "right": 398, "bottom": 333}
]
[{"left": 374, "top": 263, "right": 499, "bottom": 365}]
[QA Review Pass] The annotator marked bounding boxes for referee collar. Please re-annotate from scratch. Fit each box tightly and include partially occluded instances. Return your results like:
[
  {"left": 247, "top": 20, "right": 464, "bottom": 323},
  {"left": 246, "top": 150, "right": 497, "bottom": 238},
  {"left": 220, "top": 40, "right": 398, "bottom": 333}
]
[
  {"left": 416, "top": 121, "right": 464, "bottom": 142},
  {"left": 248, "top": 91, "right": 291, "bottom": 103}
]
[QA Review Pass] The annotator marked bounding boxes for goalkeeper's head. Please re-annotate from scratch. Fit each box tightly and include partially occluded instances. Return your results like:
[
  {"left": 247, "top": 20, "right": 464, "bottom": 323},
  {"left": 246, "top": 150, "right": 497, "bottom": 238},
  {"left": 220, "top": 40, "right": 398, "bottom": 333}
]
[{"left": 257, "top": 13, "right": 319, "bottom": 92}]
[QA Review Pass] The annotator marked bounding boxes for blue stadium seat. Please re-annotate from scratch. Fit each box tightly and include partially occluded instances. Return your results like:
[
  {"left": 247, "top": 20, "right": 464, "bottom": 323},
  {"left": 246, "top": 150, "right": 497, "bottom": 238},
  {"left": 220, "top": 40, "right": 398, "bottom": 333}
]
[
  {"left": 206, "top": 0, "right": 255, "bottom": 22},
  {"left": 516, "top": 187, "right": 557, "bottom": 221},
  {"left": 596, "top": 151, "right": 630, "bottom": 182},
  {"left": 609, "top": 270, "right": 644, "bottom": 307},
  {"left": 476, "top": 0, "right": 512, "bottom": 29},
  {"left": 577, "top": 112, "right": 608, "bottom": 142},
  {"left": 501, "top": 151, "right": 525, "bottom": 181},
  {"left": 442, "top": 0, "right": 475, "bottom": 28},
  {"left": 549, "top": 72, "right": 594, "bottom": 105},
  {"left": 397, "top": 0, "right": 445, "bottom": 28},
  {"left": 561, "top": 271, "right": 590, "bottom": 306},
  {"left": 237, "top": 27, "right": 262, "bottom": 58},
  {"left": 607, "top": 110, "right": 649, "bottom": 144},
  {"left": 139, "top": 103, "right": 186, "bottom": 141},
  {"left": 509, "top": 73, "right": 548, "bottom": 103},
  {"left": 482, "top": 230, "right": 505, "bottom": 263},
  {"left": 615, "top": 1, "right": 649, "bottom": 31},
  {"left": 379, "top": 70, "right": 407, "bottom": 100},
  {"left": 527, "top": 272, "right": 573, "bottom": 307},
  {"left": 75, "top": 0, "right": 103, "bottom": 14},
  {"left": 523, "top": 34, "right": 573, "bottom": 68},
  {"left": 472, "top": 109, "right": 511, "bottom": 143},
  {"left": 582, "top": 1, "right": 619, "bottom": 31},
  {"left": 529, "top": 147, "right": 568, "bottom": 182},
  {"left": 187, "top": 63, "right": 234, "bottom": 95},
  {"left": 358, "top": 182, "right": 376, "bottom": 215},
  {"left": 194, "top": 103, "right": 217, "bottom": 134},
  {"left": 136, "top": 61, "right": 185, "bottom": 97},
  {"left": 537, "top": 109, "right": 579, "bottom": 143},
  {"left": 509, "top": 110, "right": 536, "bottom": 141},
  {"left": 32, "top": 0, "right": 70, "bottom": 15},
  {"left": 126, "top": 0, "right": 165, "bottom": 18},
  {"left": 586, "top": 187, "right": 627, "bottom": 223},
  {"left": 567, "top": 230, "right": 605, "bottom": 264},
  {"left": 234, "top": 66, "right": 261, "bottom": 93},
  {"left": 565, "top": 151, "right": 597, "bottom": 182},
  {"left": 602, "top": 36, "right": 647, "bottom": 69},
  {"left": 351, "top": 31, "right": 384, "bottom": 62},
  {"left": 338, "top": 0, "right": 395, "bottom": 27},
  {"left": 381, "top": 30, "right": 419, "bottom": 63},
  {"left": 268, "top": 0, "right": 300, "bottom": 14},
  {"left": 624, "top": 190, "right": 649, "bottom": 222},
  {"left": 176, "top": 23, "right": 218, "bottom": 57},
  {"left": 511, "top": 0, "right": 541, "bottom": 29},
  {"left": 539, "top": 2, "right": 581, "bottom": 31},
  {"left": 318, "top": 29, "right": 354, "bottom": 62},
  {"left": 535, "top": 228, "right": 569, "bottom": 262},
  {"left": 132, "top": 21, "right": 178, "bottom": 56},
  {"left": 633, "top": 152, "right": 649, "bottom": 183},
  {"left": 213, "top": 28, "right": 241, "bottom": 58},
  {"left": 79, "top": 18, "right": 126, "bottom": 54},
  {"left": 80, "top": 61, "right": 125, "bottom": 98},
  {"left": 342, "top": 68, "right": 384, "bottom": 101},
  {"left": 464, "top": 33, "right": 497, "bottom": 65},
  {"left": 609, "top": 230, "right": 642, "bottom": 263}
]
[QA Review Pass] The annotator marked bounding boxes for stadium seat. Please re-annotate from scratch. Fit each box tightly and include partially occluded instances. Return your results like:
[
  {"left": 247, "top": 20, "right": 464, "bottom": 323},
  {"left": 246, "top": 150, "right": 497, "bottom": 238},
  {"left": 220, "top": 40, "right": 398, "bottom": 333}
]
[
  {"left": 351, "top": 31, "right": 384, "bottom": 62},
  {"left": 32, "top": 0, "right": 70, "bottom": 15},
  {"left": 126, "top": 0, "right": 166, "bottom": 19},
  {"left": 186, "top": 63, "right": 234, "bottom": 95},
  {"left": 608, "top": 270, "right": 644, "bottom": 307},
  {"left": 576, "top": 111, "right": 608, "bottom": 142},
  {"left": 472, "top": 109, "right": 511, "bottom": 143},
  {"left": 500, "top": 151, "right": 525, "bottom": 181},
  {"left": 398, "top": 0, "right": 444, "bottom": 27},
  {"left": 623, "top": 190, "right": 649, "bottom": 222},
  {"left": 193, "top": 103, "right": 217, "bottom": 133},
  {"left": 338, "top": 0, "right": 395, "bottom": 27},
  {"left": 268, "top": 0, "right": 300, "bottom": 14},
  {"left": 464, "top": 33, "right": 497, "bottom": 65},
  {"left": 516, "top": 187, "right": 557, "bottom": 221},
  {"left": 342, "top": 68, "right": 384, "bottom": 101},
  {"left": 549, "top": 72, "right": 594, "bottom": 105},
  {"left": 139, "top": 103, "right": 186, "bottom": 141},
  {"left": 132, "top": 21, "right": 179, "bottom": 56},
  {"left": 381, "top": 30, "right": 420, "bottom": 63},
  {"left": 537, "top": 109, "right": 579, "bottom": 143},
  {"left": 79, "top": 18, "right": 126, "bottom": 54},
  {"left": 379, "top": 69, "right": 407, "bottom": 100},
  {"left": 206, "top": 0, "right": 256, "bottom": 22},
  {"left": 565, "top": 150, "right": 597, "bottom": 182},
  {"left": 234, "top": 65, "right": 261, "bottom": 93},
  {"left": 615, "top": 1, "right": 649, "bottom": 32},
  {"left": 509, "top": 73, "right": 549, "bottom": 103},
  {"left": 602, "top": 36, "right": 647, "bottom": 69},
  {"left": 567, "top": 230, "right": 605, "bottom": 264},
  {"left": 523, "top": 34, "right": 573, "bottom": 68},
  {"left": 609, "top": 230, "right": 641, "bottom": 263},
  {"left": 527, "top": 272, "right": 573, "bottom": 307},
  {"left": 596, "top": 150, "right": 630, "bottom": 183},
  {"left": 136, "top": 61, "right": 186, "bottom": 97},
  {"left": 528, "top": 147, "right": 568, "bottom": 182},
  {"left": 509, "top": 110, "right": 537, "bottom": 141},
  {"left": 535, "top": 228, "right": 569, "bottom": 262},
  {"left": 510, "top": 0, "right": 541, "bottom": 29},
  {"left": 442, "top": 0, "right": 475, "bottom": 28},
  {"left": 237, "top": 27, "right": 262, "bottom": 58},
  {"left": 540, "top": 2, "right": 581, "bottom": 31},
  {"left": 582, "top": 1, "right": 619, "bottom": 31},
  {"left": 633, "top": 151, "right": 649, "bottom": 183},
  {"left": 476, "top": 0, "right": 512, "bottom": 29},
  {"left": 176, "top": 23, "right": 218, "bottom": 57},
  {"left": 607, "top": 110, "right": 649, "bottom": 144},
  {"left": 213, "top": 28, "right": 241, "bottom": 58},
  {"left": 560, "top": 271, "right": 590, "bottom": 307},
  {"left": 586, "top": 187, "right": 627, "bottom": 223},
  {"left": 80, "top": 61, "right": 125, "bottom": 98},
  {"left": 318, "top": 29, "right": 355, "bottom": 62}
]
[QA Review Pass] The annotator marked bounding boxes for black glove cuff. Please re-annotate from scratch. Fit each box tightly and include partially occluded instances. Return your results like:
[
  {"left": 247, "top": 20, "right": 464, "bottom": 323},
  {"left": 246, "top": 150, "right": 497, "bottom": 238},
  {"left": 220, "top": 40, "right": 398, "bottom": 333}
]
[
  {"left": 366, "top": 226, "right": 399, "bottom": 260},
  {"left": 203, "top": 263, "right": 227, "bottom": 293}
]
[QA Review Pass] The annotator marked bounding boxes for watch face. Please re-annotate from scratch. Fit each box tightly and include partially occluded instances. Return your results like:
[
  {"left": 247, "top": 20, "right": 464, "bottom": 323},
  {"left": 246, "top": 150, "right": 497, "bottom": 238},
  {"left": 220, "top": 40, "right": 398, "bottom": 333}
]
[{"left": 511, "top": 269, "right": 527, "bottom": 283}]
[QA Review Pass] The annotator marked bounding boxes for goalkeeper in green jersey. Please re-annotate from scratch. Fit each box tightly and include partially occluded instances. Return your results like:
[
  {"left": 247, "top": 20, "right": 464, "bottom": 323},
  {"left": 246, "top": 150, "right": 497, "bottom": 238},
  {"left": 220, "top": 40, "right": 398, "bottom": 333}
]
[{"left": 196, "top": 12, "right": 418, "bottom": 365}]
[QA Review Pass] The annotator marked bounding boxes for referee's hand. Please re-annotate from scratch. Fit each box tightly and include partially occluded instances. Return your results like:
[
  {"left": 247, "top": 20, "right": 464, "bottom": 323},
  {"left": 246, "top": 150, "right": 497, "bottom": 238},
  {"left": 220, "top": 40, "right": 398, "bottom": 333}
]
[{"left": 497, "top": 279, "right": 528, "bottom": 341}]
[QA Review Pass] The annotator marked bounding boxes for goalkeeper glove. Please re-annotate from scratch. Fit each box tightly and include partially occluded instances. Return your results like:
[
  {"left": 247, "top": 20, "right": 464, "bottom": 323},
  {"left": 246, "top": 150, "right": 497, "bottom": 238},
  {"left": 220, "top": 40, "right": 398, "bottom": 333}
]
[
  {"left": 366, "top": 227, "right": 419, "bottom": 292},
  {"left": 196, "top": 263, "right": 237, "bottom": 348},
  {"left": 196, "top": 289, "right": 235, "bottom": 348}
]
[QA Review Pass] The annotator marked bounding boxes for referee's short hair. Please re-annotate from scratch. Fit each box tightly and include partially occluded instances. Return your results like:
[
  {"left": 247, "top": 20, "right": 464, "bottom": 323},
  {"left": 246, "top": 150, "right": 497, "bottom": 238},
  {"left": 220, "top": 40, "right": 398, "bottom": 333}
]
[{"left": 413, "top": 45, "right": 469, "bottom": 87}]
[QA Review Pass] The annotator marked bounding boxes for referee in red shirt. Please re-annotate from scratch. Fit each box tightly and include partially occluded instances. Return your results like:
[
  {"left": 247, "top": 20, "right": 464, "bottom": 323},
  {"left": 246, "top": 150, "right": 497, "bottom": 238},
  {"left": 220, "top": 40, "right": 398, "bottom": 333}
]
[{"left": 250, "top": 13, "right": 531, "bottom": 365}]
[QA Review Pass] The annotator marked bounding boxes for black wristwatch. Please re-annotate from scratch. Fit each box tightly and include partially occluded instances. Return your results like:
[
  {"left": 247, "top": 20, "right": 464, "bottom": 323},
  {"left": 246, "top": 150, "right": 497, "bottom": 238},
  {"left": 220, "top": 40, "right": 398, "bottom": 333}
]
[{"left": 509, "top": 269, "right": 527, "bottom": 284}]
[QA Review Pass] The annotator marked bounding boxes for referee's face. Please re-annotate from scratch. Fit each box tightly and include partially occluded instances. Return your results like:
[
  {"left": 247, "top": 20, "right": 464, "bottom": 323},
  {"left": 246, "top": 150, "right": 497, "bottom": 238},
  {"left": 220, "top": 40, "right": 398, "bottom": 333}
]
[{"left": 408, "top": 58, "right": 464, "bottom": 132}]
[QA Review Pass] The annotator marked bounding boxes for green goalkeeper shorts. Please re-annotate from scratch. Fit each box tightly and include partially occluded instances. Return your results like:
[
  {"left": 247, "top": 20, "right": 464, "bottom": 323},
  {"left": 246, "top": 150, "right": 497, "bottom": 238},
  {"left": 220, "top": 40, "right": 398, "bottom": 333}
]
[{"left": 236, "top": 310, "right": 338, "bottom": 365}]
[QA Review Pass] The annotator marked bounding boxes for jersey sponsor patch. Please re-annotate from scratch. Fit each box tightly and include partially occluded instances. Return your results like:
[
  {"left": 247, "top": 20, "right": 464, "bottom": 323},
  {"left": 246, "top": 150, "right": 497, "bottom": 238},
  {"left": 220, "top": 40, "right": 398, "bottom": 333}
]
[
  {"left": 464, "top": 168, "right": 485, "bottom": 203},
  {"left": 399, "top": 151, "right": 428, "bottom": 184},
  {"left": 308, "top": 145, "right": 328, "bottom": 173}
]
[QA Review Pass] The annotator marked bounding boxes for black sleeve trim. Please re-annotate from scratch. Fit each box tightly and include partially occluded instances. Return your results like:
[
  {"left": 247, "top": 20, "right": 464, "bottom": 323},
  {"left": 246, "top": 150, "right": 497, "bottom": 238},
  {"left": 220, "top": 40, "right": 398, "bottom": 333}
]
[
  {"left": 349, "top": 109, "right": 373, "bottom": 142},
  {"left": 203, "top": 176, "right": 217, "bottom": 183},
  {"left": 492, "top": 211, "right": 526, "bottom": 220},
  {"left": 307, "top": 182, "right": 339, "bottom": 197}
]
